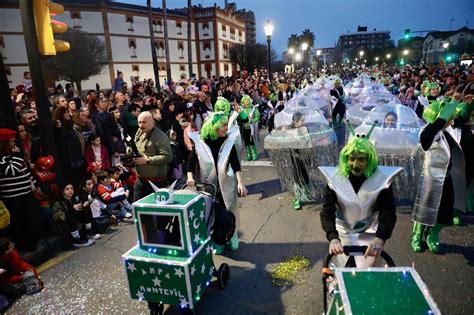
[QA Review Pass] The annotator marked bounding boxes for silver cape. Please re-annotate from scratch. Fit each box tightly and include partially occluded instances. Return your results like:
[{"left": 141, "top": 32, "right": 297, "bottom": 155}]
[{"left": 412, "top": 126, "right": 466, "bottom": 226}]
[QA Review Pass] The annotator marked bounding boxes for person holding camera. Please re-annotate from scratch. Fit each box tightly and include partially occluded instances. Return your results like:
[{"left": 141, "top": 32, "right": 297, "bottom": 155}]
[{"left": 132, "top": 112, "right": 173, "bottom": 201}]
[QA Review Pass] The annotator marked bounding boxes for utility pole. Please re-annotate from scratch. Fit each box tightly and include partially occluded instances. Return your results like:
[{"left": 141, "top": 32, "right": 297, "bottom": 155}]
[
  {"left": 0, "top": 52, "right": 18, "bottom": 131},
  {"left": 147, "top": 0, "right": 160, "bottom": 91},
  {"left": 19, "top": 0, "right": 62, "bottom": 183},
  {"left": 187, "top": 0, "right": 193, "bottom": 79}
]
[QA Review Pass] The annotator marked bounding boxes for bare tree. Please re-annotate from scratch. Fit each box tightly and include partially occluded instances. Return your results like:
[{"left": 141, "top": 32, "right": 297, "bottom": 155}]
[
  {"left": 187, "top": 0, "right": 193, "bottom": 78},
  {"left": 228, "top": 43, "right": 277, "bottom": 73},
  {"left": 147, "top": 0, "right": 160, "bottom": 89},
  {"left": 163, "top": 0, "right": 172, "bottom": 84},
  {"left": 42, "top": 29, "right": 107, "bottom": 92}
]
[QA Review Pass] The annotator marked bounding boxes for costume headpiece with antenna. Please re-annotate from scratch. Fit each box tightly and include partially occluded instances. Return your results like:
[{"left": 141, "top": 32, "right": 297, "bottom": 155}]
[
  {"left": 423, "top": 82, "right": 440, "bottom": 97},
  {"left": 200, "top": 112, "right": 228, "bottom": 140},
  {"left": 214, "top": 97, "right": 231, "bottom": 117},
  {"left": 339, "top": 120, "right": 379, "bottom": 178}
]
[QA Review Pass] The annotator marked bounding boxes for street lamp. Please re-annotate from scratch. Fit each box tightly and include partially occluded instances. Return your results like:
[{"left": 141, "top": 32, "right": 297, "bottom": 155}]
[
  {"left": 301, "top": 42, "right": 308, "bottom": 73},
  {"left": 375, "top": 57, "right": 379, "bottom": 62},
  {"left": 316, "top": 49, "right": 321, "bottom": 71},
  {"left": 264, "top": 20, "right": 274, "bottom": 79},
  {"left": 288, "top": 47, "right": 294, "bottom": 65},
  {"left": 295, "top": 52, "right": 301, "bottom": 71},
  {"left": 403, "top": 49, "right": 409, "bottom": 56},
  {"left": 359, "top": 51, "right": 364, "bottom": 57},
  {"left": 442, "top": 42, "right": 449, "bottom": 62}
]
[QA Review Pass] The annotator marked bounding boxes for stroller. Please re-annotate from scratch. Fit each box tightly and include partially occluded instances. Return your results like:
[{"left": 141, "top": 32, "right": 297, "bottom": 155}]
[
  {"left": 322, "top": 245, "right": 395, "bottom": 314},
  {"left": 181, "top": 182, "right": 237, "bottom": 248}
]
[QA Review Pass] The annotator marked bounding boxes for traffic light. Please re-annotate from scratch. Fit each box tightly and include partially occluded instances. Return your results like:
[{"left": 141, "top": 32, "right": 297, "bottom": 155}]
[
  {"left": 400, "top": 59, "right": 405, "bottom": 65},
  {"left": 33, "top": 0, "right": 70, "bottom": 56},
  {"left": 404, "top": 29, "right": 411, "bottom": 39}
]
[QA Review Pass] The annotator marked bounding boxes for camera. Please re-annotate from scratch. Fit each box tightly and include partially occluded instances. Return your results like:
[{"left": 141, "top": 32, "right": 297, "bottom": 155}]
[{"left": 120, "top": 136, "right": 141, "bottom": 167}]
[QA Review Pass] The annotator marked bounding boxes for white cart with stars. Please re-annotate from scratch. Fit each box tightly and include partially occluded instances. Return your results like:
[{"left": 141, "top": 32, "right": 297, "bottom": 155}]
[{"left": 122, "top": 189, "right": 229, "bottom": 315}]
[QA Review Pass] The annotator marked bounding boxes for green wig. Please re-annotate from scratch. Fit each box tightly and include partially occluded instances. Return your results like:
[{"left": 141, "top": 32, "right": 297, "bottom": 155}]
[
  {"left": 270, "top": 92, "right": 278, "bottom": 103},
  {"left": 214, "top": 97, "right": 231, "bottom": 117},
  {"left": 423, "top": 82, "right": 440, "bottom": 97},
  {"left": 200, "top": 113, "right": 228, "bottom": 140},
  {"left": 240, "top": 94, "right": 252, "bottom": 108},
  {"left": 423, "top": 99, "right": 460, "bottom": 124},
  {"left": 339, "top": 121, "right": 378, "bottom": 178}
]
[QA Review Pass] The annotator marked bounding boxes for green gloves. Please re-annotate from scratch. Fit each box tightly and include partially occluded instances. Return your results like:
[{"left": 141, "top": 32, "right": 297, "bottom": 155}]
[
  {"left": 457, "top": 101, "right": 474, "bottom": 119},
  {"left": 438, "top": 99, "right": 459, "bottom": 121}
]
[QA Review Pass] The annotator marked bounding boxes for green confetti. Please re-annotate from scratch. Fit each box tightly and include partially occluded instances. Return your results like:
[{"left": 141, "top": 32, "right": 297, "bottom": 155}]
[{"left": 271, "top": 254, "right": 311, "bottom": 287}]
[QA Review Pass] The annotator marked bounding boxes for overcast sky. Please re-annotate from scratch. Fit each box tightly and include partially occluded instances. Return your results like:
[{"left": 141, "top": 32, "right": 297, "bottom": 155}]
[{"left": 118, "top": 0, "right": 473, "bottom": 56}]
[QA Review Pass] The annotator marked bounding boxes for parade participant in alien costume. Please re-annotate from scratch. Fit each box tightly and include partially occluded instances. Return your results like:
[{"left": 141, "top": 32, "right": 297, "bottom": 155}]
[
  {"left": 411, "top": 93, "right": 467, "bottom": 254},
  {"left": 213, "top": 97, "right": 247, "bottom": 162},
  {"left": 415, "top": 81, "right": 441, "bottom": 119},
  {"left": 187, "top": 113, "right": 248, "bottom": 254},
  {"left": 240, "top": 94, "right": 260, "bottom": 161},
  {"left": 319, "top": 122, "right": 402, "bottom": 267}
]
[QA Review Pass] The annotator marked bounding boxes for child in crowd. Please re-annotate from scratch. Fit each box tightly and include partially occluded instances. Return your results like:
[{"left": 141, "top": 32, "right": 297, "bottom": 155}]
[
  {"left": 0, "top": 238, "right": 43, "bottom": 311},
  {"left": 51, "top": 183, "right": 96, "bottom": 248},
  {"left": 84, "top": 134, "right": 110, "bottom": 173},
  {"left": 78, "top": 176, "right": 111, "bottom": 234},
  {"left": 96, "top": 171, "right": 132, "bottom": 219}
]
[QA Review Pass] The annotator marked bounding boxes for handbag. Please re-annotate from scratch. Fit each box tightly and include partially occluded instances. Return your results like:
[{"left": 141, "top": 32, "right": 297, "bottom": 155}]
[{"left": 0, "top": 201, "right": 11, "bottom": 230}]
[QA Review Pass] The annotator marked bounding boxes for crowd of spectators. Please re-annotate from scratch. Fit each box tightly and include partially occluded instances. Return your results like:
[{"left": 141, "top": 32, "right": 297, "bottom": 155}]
[{"left": 0, "top": 60, "right": 473, "bottom": 308}]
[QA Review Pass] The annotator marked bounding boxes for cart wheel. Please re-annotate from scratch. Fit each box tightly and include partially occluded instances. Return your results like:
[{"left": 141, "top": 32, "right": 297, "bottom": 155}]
[
  {"left": 217, "top": 263, "right": 230, "bottom": 289},
  {"left": 148, "top": 302, "right": 164, "bottom": 315},
  {"left": 179, "top": 307, "right": 194, "bottom": 315}
]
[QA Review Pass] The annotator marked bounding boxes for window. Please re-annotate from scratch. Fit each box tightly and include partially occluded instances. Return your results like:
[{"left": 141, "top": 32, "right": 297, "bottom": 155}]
[
  {"left": 203, "top": 41, "right": 211, "bottom": 50},
  {"left": 0, "top": 36, "right": 5, "bottom": 49},
  {"left": 71, "top": 11, "right": 81, "bottom": 19},
  {"left": 230, "top": 28, "right": 235, "bottom": 40},
  {"left": 178, "top": 42, "right": 184, "bottom": 58},
  {"left": 71, "top": 11, "right": 81, "bottom": 29},
  {"left": 222, "top": 43, "right": 229, "bottom": 59},
  {"left": 126, "top": 15, "right": 134, "bottom": 31},
  {"left": 176, "top": 21, "right": 183, "bottom": 35},
  {"left": 128, "top": 38, "right": 137, "bottom": 58},
  {"left": 132, "top": 64, "right": 140, "bottom": 73},
  {"left": 180, "top": 65, "right": 186, "bottom": 72},
  {"left": 155, "top": 41, "right": 165, "bottom": 57},
  {"left": 153, "top": 20, "right": 163, "bottom": 33},
  {"left": 224, "top": 64, "right": 229, "bottom": 76},
  {"left": 221, "top": 24, "right": 226, "bottom": 37},
  {"left": 202, "top": 22, "right": 209, "bottom": 30},
  {"left": 160, "top": 65, "right": 166, "bottom": 71}
]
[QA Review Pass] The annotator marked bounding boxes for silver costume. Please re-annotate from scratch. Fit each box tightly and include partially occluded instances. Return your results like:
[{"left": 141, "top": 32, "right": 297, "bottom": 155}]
[{"left": 412, "top": 126, "right": 466, "bottom": 226}]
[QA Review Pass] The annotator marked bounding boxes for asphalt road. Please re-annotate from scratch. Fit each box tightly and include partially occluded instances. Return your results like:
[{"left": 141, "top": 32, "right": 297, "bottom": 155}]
[{"left": 7, "top": 130, "right": 474, "bottom": 314}]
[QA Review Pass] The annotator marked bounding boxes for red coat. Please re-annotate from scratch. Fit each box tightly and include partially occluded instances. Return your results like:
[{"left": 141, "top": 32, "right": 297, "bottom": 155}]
[
  {"left": 0, "top": 248, "right": 38, "bottom": 285},
  {"left": 84, "top": 144, "right": 110, "bottom": 173}
]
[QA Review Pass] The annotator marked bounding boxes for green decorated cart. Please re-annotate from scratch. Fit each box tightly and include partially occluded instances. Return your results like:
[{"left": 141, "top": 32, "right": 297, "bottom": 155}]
[
  {"left": 326, "top": 267, "right": 440, "bottom": 315},
  {"left": 322, "top": 246, "right": 440, "bottom": 315},
  {"left": 122, "top": 188, "right": 229, "bottom": 314}
]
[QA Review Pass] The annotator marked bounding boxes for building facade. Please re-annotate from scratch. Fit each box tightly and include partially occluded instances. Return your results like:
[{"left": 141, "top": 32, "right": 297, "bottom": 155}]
[
  {"left": 223, "top": 1, "right": 256, "bottom": 45},
  {"left": 0, "top": 0, "right": 246, "bottom": 90},
  {"left": 422, "top": 27, "right": 474, "bottom": 64},
  {"left": 334, "top": 26, "right": 391, "bottom": 63}
]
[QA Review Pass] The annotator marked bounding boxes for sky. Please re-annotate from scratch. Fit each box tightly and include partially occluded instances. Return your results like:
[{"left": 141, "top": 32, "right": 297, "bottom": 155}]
[{"left": 119, "top": 0, "right": 473, "bottom": 57}]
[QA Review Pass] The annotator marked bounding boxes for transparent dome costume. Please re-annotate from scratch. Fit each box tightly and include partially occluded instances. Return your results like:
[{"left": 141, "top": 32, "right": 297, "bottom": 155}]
[
  {"left": 264, "top": 106, "right": 338, "bottom": 202},
  {"left": 353, "top": 104, "right": 423, "bottom": 200},
  {"left": 346, "top": 91, "right": 400, "bottom": 127}
]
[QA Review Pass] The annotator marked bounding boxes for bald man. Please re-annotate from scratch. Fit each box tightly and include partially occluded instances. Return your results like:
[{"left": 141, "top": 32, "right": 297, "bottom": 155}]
[{"left": 133, "top": 111, "right": 173, "bottom": 201}]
